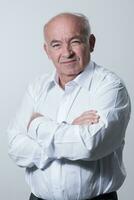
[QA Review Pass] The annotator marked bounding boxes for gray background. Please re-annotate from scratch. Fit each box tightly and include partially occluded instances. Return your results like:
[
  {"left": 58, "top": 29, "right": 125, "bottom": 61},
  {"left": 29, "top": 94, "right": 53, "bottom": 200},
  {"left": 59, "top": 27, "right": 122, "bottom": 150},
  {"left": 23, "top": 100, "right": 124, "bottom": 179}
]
[{"left": 0, "top": 0, "right": 133, "bottom": 199}]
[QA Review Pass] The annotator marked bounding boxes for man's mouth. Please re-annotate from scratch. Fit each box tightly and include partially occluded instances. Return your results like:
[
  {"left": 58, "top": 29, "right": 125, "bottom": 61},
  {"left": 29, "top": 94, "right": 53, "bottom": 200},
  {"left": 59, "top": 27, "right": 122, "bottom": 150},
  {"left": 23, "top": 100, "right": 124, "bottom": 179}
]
[{"left": 60, "top": 59, "right": 78, "bottom": 64}]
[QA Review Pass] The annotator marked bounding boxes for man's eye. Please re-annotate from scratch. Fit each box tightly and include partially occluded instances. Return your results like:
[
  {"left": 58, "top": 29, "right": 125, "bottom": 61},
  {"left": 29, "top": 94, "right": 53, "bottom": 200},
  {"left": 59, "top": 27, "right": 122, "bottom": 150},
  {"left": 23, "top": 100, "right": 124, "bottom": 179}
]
[
  {"left": 51, "top": 43, "right": 61, "bottom": 48},
  {"left": 71, "top": 40, "right": 81, "bottom": 45}
]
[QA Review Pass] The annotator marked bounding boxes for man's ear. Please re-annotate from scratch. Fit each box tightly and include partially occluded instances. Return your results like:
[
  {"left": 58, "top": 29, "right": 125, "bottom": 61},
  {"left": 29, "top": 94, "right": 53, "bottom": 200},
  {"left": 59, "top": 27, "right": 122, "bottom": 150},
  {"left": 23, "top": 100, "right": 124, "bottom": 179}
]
[
  {"left": 44, "top": 43, "right": 51, "bottom": 59},
  {"left": 89, "top": 34, "right": 96, "bottom": 53}
]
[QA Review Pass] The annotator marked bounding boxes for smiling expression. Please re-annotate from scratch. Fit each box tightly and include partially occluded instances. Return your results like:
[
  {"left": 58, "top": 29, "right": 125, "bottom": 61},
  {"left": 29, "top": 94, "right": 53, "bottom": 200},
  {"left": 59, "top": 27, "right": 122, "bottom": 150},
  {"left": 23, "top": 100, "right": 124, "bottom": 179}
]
[{"left": 44, "top": 14, "right": 95, "bottom": 87}]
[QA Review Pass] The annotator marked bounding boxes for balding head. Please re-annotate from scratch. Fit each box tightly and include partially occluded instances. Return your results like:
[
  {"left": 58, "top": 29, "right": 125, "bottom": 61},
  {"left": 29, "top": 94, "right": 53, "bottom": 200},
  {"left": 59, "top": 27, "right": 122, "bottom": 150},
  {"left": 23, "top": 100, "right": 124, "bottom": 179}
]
[{"left": 44, "top": 12, "right": 91, "bottom": 42}]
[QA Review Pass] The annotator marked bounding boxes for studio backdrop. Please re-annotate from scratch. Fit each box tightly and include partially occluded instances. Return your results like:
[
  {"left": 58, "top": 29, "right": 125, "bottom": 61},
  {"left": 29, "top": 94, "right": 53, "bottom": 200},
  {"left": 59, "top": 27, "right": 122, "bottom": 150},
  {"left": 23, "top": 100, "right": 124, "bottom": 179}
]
[{"left": 0, "top": 1, "right": 133, "bottom": 200}]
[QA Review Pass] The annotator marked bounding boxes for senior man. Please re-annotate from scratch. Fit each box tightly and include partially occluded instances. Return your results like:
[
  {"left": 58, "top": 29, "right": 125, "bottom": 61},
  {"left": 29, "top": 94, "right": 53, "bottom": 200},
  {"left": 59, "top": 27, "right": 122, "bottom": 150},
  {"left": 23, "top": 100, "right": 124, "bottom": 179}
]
[{"left": 8, "top": 12, "right": 131, "bottom": 200}]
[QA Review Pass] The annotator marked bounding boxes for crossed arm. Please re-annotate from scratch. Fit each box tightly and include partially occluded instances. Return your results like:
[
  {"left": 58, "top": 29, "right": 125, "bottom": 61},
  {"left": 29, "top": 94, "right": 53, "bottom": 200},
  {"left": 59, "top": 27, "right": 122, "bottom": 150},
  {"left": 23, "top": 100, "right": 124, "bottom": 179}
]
[
  {"left": 27, "top": 110, "right": 100, "bottom": 131},
  {"left": 7, "top": 80, "right": 130, "bottom": 169}
]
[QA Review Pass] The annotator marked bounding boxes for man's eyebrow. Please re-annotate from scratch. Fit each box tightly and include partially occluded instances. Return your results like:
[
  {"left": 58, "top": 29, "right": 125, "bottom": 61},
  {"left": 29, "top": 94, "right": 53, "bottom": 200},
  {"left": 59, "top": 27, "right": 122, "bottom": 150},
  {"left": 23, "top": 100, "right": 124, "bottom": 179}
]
[
  {"left": 70, "top": 35, "right": 82, "bottom": 39},
  {"left": 50, "top": 40, "right": 61, "bottom": 45},
  {"left": 69, "top": 35, "right": 86, "bottom": 42},
  {"left": 49, "top": 36, "right": 84, "bottom": 46}
]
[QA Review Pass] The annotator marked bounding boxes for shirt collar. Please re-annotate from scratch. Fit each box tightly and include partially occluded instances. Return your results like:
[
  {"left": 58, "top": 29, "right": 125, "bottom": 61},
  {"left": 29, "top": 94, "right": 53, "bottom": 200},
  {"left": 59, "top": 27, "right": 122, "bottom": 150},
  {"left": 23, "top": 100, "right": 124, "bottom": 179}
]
[
  {"left": 47, "top": 69, "right": 58, "bottom": 89},
  {"left": 48, "top": 61, "right": 94, "bottom": 90},
  {"left": 73, "top": 61, "right": 94, "bottom": 90}
]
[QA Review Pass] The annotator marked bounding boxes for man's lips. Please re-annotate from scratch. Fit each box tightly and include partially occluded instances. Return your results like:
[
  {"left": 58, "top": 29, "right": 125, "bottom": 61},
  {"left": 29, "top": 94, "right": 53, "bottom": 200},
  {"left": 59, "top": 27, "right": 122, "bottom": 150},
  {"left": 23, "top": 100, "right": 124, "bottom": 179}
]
[{"left": 60, "top": 59, "right": 77, "bottom": 64}]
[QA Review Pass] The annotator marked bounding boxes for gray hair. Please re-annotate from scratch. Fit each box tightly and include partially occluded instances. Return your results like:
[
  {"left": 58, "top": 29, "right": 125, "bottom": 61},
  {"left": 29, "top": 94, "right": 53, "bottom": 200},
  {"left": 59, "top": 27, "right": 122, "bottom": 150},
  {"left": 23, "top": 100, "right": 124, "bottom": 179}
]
[{"left": 44, "top": 12, "right": 91, "bottom": 40}]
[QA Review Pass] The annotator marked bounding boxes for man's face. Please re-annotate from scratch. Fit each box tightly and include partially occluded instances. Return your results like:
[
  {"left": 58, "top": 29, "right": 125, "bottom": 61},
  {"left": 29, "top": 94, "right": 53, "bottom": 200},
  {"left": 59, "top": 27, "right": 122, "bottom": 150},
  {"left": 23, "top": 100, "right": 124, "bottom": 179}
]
[{"left": 44, "top": 16, "right": 95, "bottom": 82}]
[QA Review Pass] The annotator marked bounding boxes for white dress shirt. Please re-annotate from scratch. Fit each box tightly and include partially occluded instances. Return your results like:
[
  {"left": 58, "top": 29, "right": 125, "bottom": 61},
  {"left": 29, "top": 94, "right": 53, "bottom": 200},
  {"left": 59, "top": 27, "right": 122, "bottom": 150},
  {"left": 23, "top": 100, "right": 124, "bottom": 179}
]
[{"left": 7, "top": 61, "right": 131, "bottom": 200}]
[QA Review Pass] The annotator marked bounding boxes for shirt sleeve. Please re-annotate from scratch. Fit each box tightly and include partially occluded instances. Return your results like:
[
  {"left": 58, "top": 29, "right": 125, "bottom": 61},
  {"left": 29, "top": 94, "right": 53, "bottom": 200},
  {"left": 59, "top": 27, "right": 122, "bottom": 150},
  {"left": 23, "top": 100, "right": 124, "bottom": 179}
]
[
  {"left": 7, "top": 86, "right": 54, "bottom": 169},
  {"left": 28, "top": 80, "right": 131, "bottom": 161}
]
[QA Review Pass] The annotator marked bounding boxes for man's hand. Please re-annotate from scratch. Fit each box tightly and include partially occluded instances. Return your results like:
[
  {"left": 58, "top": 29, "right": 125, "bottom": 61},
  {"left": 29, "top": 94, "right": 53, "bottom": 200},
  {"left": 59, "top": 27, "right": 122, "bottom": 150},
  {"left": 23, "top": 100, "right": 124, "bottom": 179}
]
[
  {"left": 72, "top": 110, "right": 100, "bottom": 125},
  {"left": 27, "top": 112, "right": 43, "bottom": 131}
]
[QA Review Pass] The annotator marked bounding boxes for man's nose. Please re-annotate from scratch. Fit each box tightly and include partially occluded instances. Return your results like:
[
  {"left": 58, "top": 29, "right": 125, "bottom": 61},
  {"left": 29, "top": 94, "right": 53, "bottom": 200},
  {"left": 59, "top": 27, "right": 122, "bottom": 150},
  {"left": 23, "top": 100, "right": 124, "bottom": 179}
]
[{"left": 62, "top": 45, "right": 74, "bottom": 58}]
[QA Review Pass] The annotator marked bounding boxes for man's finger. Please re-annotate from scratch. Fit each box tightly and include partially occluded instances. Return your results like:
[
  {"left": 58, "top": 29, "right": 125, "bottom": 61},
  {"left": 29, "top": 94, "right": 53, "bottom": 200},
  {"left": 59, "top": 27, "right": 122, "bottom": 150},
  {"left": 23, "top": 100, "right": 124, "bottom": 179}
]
[{"left": 72, "top": 115, "right": 100, "bottom": 125}]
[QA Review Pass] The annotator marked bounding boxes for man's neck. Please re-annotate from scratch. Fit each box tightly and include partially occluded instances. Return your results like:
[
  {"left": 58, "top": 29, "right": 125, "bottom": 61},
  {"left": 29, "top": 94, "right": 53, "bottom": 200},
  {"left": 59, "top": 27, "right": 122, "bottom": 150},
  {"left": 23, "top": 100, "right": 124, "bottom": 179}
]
[{"left": 58, "top": 74, "right": 78, "bottom": 89}]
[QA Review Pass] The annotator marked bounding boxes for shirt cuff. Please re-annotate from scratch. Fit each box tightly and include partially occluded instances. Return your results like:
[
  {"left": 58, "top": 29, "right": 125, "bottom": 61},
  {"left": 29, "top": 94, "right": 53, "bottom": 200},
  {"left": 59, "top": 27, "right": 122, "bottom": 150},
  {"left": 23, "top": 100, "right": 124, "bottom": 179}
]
[
  {"left": 28, "top": 116, "right": 45, "bottom": 140},
  {"left": 28, "top": 116, "right": 60, "bottom": 147}
]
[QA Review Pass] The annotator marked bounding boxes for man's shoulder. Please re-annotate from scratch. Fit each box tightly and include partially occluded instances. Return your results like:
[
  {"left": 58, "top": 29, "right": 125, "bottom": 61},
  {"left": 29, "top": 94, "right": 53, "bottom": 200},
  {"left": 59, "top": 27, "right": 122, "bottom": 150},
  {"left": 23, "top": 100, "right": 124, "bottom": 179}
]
[
  {"left": 27, "top": 73, "right": 52, "bottom": 98},
  {"left": 93, "top": 62, "right": 123, "bottom": 85},
  {"left": 89, "top": 62, "right": 126, "bottom": 94}
]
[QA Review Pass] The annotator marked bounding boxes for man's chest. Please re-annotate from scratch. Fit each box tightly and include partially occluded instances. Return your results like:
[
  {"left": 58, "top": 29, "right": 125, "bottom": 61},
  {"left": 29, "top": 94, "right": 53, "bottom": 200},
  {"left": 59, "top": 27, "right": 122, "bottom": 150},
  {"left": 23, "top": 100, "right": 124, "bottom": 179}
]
[{"left": 35, "top": 86, "right": 94, "bottom": 124}]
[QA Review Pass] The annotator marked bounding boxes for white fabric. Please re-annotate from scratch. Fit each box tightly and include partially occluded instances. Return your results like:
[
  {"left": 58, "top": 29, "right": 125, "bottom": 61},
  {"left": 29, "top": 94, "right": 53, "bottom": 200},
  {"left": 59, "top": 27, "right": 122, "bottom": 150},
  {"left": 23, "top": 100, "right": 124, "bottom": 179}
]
[{"left": 7, "top": 61, "right": 131, "bottom": 200}]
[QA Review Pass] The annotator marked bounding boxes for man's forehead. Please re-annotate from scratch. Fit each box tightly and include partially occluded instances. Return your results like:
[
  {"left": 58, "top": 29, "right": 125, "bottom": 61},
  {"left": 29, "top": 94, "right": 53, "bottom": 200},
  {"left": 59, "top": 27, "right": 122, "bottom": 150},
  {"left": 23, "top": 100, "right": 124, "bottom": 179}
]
[
  {"left": 46, "top": 16, "right": 81, "bottom": 31},
  {"left": 47, "top": 14, "right": 81, "bottom": 26},
  {"left": 45, "top": 29, "right": 83, "bottom": 44},
  {"left": 44, "top": 16, "right": 83, "bottom": 41}
]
